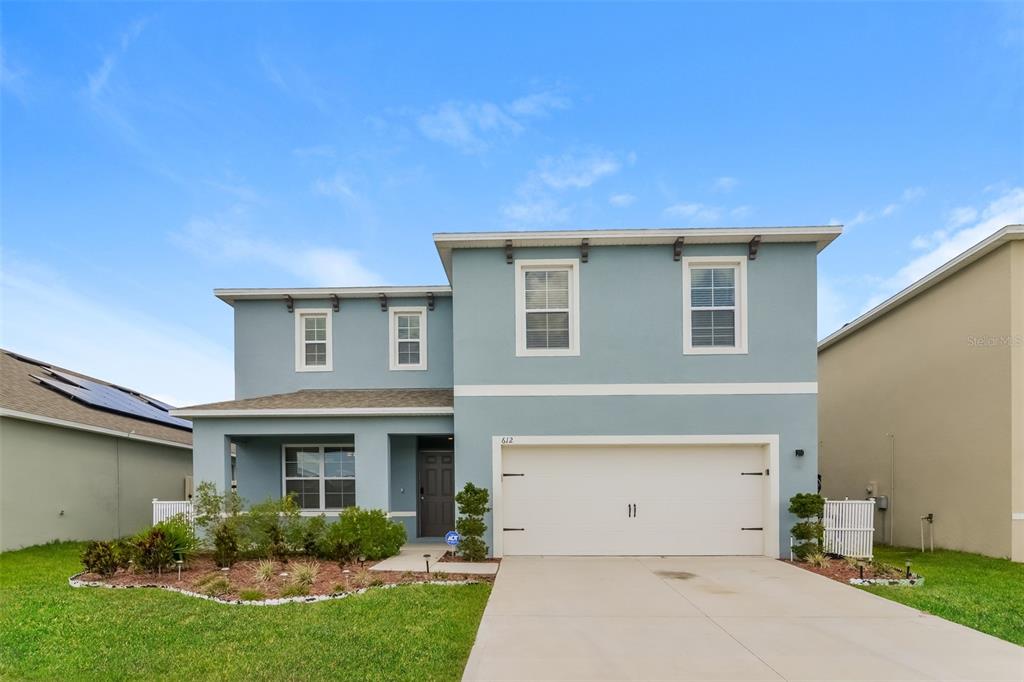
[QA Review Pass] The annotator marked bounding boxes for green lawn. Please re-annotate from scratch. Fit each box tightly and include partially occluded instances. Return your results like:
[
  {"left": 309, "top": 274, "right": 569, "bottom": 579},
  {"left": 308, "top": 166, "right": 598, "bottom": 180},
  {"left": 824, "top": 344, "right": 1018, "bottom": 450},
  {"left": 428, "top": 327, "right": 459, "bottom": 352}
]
[
  {"left": 864, "top": 545, "right": 1024, "bottom": 646},
  {"left": 0, "top": 542, "right": 491, "bottom": 681}
]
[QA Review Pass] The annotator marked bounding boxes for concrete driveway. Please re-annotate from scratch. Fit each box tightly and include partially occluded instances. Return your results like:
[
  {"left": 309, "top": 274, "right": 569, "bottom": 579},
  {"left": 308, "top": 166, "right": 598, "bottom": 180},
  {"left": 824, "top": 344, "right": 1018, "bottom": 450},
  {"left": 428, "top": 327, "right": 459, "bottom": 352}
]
[{"left": 463, "top": 556, "right": 1023, "bottom": 681}]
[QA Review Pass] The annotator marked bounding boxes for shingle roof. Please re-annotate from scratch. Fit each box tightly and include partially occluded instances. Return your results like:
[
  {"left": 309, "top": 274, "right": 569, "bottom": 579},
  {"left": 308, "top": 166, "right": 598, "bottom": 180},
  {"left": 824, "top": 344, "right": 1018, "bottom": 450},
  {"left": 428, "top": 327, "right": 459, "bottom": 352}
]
[
  {"left": 174, "top": 388, "right": 454, "bottom": 417},
  {"left": 0, "top": 350, "right": 193, "bottom": 447}
]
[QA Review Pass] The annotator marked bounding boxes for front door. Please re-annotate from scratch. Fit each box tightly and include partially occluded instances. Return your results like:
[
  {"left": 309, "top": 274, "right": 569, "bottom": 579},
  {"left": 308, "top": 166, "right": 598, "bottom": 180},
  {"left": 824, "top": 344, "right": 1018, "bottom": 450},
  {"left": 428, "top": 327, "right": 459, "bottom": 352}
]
[{"left": 418, "top": 450, "right": 455, "bottom": 537}]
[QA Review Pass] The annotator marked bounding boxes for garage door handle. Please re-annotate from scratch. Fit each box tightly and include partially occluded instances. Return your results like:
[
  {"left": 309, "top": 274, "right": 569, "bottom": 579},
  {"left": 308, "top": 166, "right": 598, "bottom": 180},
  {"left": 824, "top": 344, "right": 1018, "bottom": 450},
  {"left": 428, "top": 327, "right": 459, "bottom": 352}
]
[
  {"left": 741, "top": 527, "right": 763, "bottom": 531},
  {"left": 626, "top": 503, "right": 636, "bottom": 518}
]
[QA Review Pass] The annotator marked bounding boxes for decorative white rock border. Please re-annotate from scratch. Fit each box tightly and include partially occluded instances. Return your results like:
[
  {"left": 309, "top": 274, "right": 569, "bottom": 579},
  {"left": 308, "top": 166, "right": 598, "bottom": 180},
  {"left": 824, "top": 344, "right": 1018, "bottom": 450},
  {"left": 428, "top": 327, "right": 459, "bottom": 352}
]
[
  {"left": 69, "top": 572, "right": 481, "bottom": 606},
  {"left": 849, "top": 576, "right": 925, "bottom": 587}
]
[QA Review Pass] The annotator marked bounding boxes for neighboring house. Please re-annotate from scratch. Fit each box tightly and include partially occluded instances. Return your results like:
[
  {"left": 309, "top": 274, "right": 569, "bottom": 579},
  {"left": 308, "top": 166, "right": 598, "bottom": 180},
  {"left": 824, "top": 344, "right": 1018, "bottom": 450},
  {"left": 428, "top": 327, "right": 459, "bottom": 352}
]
[
  {"left": 819, "top": 225, "right": 1023, "bottom": 562},
  {"left": 175, "top": 226, "right": 840, "bottom": 557},
  {"left": 0, "top": 350, "right": 193, "bottom": 551}
]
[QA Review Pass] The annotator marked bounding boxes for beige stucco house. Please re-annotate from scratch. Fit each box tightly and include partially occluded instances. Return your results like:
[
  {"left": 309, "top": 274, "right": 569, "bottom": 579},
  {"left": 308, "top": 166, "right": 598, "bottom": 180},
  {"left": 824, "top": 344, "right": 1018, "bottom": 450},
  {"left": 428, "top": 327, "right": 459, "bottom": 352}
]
[
  {"left": 818, "top": 224, "right": 1023, "bottom": 562},
  {"left": 0, "top": 350, "right": 193, "bottom": 551}
]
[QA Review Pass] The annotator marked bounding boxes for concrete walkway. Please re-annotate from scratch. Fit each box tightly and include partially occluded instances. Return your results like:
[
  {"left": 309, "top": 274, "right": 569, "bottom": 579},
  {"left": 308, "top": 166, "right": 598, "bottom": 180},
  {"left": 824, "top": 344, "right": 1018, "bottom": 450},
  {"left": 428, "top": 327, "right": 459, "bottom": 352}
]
[
  {"left": 463, "top": 556, "right": 1023, "bottom": 681},
  {"left": 370, "top": 542, "right": 499, "bottom": 575}
]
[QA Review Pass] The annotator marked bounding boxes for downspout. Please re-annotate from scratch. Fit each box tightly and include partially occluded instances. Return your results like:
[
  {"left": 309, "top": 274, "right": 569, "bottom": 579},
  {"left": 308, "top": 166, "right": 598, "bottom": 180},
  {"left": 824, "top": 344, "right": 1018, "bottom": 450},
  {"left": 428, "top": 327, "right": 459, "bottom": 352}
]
[
  {"left": 887, "top": 432, "right": 895, "bottom": 546},
  {"left": 115, "top": 438, "right": 121, "bottom": 538}
]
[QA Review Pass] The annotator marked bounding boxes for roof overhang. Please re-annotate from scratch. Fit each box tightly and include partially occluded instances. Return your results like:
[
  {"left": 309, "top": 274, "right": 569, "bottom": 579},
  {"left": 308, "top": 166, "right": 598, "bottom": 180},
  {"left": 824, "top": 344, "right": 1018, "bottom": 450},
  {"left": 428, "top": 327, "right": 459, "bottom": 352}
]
[
  {"left": 819, "top": 224, "right": 1024, "bottom": 352},
  {"left": 215, "top": 286, "right": 452, "bottom": 306},
  {"left": 433, "top": 226, "right": 843, "bottom": 280},
  {"left": 171, "top": 406, "right": 455, "bottom": 418},
  {"left": 0, "top": 408, "right": 192, "bottom": 449}
]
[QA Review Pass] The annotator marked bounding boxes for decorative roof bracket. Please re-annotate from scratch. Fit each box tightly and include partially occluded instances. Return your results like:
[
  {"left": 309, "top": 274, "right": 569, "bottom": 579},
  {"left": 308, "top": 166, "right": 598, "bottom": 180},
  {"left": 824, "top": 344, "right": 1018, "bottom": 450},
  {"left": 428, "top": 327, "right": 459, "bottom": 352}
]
[
  {"left": 285, "top": 295, "right": 294, "bottom": 313},
  {"left": 580, "top": 238, "right": 590, "bottom": 263},
  {"left": 330, "top": 294, "right": 340, "bottom": 312},
  {"left": 427, "top": 292, "right": 435, "bottom": 311},
  {"left": 379, "top": 293, "right": 388, "bottom": 311},
  {"left": 505, "top": 239, "right": 514, "bottom": 264},
  {"left": 673, "top": 237, "right": 684, "bottom": 261},
  {"left": 748, "top": 235, "right": 762, "bottom": 260}
]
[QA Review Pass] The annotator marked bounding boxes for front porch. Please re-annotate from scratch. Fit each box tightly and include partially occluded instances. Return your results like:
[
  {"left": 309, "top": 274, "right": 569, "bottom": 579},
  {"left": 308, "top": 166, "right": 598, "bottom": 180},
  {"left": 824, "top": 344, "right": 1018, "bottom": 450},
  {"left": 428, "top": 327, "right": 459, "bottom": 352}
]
[{"left": 189, "top": 410, "right": 456, "bottom": 541}]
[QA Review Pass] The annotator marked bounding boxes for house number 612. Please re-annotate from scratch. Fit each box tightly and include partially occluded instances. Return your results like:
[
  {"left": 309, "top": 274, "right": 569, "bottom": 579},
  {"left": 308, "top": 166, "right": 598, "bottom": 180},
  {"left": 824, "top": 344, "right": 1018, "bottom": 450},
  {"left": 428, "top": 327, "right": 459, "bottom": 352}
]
[{"left": 500, "top": 436, "right": 515, "bottom": 445}]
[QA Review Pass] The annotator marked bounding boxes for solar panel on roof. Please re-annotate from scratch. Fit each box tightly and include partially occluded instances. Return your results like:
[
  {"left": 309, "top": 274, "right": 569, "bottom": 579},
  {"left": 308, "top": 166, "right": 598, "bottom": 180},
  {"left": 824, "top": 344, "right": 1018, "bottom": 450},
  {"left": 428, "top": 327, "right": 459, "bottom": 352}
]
[{"left": 32, "top": 370, "right": 192, "bottom": 430}]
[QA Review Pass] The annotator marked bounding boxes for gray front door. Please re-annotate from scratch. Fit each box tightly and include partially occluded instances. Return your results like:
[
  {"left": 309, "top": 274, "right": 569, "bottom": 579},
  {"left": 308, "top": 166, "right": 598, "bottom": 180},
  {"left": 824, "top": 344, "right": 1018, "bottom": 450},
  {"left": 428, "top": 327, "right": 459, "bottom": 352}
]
[{"left": 418, "top": 450, "right": 454, "bottom": 537}]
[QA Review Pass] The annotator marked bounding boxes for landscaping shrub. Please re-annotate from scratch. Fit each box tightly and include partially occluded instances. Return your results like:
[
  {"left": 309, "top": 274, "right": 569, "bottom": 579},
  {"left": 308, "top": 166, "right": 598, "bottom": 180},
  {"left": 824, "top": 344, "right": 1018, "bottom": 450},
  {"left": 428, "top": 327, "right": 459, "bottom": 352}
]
[
  {"left": 788, "top": 492, "right": 825, "bottom": 559},
  {"left": 193, "top": 481, "right": 245, "bottom": 567},
  {"left": 455, "top": 483, "right": 490, "bottom": 562},
  {"left": 292, "top": 561, "right": 320, "bottom": 587},
  {"left": 157, "top": 514, "right": 199, "bottom": 563},
  {"left": 317, "top": 508, "right": 406, "bottom": 562},
  {"left": 133, "top": 528, "right": 176, "bottom": 573},
  {"left": 239, "top": 589, "right": 266, "bottom": 602},
  {"left": 280, "top": 581, "right": 309, "bottom": 598},
  {"left": 297, "top": 514, "right": 327, "bottom": 556},
  {"left": 81, "top": 541, "right": 122, "bottom": 576},
  {"left": 806, "top": 551, "right": 831, "bottom": 568},
  {"left": 253, "top": 559, "right": 276, "bottom": 582},
  {"left": 198, "top": 575, "right": 231, "bottom": 598},
  {"left": 244, "top": 496, "right": 301, "bottom": 561}
]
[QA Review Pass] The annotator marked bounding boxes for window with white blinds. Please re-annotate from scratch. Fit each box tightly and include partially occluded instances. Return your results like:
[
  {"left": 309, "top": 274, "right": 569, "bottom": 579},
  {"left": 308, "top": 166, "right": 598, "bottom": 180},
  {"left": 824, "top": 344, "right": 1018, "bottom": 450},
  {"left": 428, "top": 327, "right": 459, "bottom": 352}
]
[
  {"left": 515, "top": 259, "right": 580, "bottom": 356},
  {"left": 283, "top": 445, "right": 356, "bottom": 511},
  {"left": 295, "top": 309, "right": 333, "bottom": 371},
  {"left": 389, "top": 307, "right": 428, "bottom": 370},
  {"left": 683, "top": 257, "right": 748, "bottom": 354}
]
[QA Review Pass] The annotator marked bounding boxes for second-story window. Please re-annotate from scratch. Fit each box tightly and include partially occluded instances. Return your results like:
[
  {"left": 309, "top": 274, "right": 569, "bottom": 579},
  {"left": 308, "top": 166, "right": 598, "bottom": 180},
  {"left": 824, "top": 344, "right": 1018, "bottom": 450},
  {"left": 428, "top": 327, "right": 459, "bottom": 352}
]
[
  {"left": 295, "top": 309, "right": 333, "bottom": 372},
  {"left": 682, "top": 256, "right": 748, "bottom": 355},
  {"left": 515, "top": 259, "right": 580, "bottom": 357},
  {"left": 389, "top": 307, "right": 427, "bottom": 370}
]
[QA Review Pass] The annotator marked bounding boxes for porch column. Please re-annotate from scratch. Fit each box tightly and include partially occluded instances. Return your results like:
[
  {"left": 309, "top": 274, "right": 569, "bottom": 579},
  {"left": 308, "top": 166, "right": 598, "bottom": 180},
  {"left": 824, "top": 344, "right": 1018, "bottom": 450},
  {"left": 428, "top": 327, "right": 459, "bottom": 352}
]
[
  {"left": 191, "top": 419, "right": 232, "bottom": 494},
  {"left": 357, "top": 426, "right": 389, "bottom": 511}
]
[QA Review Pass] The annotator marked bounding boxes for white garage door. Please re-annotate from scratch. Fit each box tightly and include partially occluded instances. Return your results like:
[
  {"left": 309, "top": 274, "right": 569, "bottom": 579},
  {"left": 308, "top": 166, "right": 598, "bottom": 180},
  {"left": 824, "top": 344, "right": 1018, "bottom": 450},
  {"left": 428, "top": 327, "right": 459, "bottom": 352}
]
[{"left": 501, "top": 444, "right": 767, "bottom": 556}]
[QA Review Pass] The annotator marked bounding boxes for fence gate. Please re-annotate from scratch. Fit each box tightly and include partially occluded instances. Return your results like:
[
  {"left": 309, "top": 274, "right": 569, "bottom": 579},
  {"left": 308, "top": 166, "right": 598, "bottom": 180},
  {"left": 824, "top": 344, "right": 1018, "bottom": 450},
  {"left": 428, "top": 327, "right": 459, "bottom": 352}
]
[{"left": 823, "top": 499, "right": 875, "bottom": 559}]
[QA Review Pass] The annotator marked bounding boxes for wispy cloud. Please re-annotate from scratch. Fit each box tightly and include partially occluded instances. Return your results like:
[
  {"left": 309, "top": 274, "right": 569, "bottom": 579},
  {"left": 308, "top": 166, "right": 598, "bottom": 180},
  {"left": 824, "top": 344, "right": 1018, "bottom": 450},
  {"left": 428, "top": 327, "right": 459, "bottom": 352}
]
[
  {"left": 501, "top": 148, "right": 624, "bottom": 226},
  {"left": 312, "top": 172, "right": 359, "bottom": 202},
  {"left": 293, "top": 145, "right": 337, "bottom": 159},
  {"left": 259, "top": 52, "right": 330, "bottom": 113},
  {"left": 537, "top": 151, "right": 620, "bottom": 190},
  {"left": 840, "top": 186, "right": 926, "bottom": 229},
  {"left": 417, "top": 90, "right": 571, "bottom": 153},
  {"left": 711, "top": 176, "right": 738, "bottom": 192},
  {"left": 609, "top": 193, "right": 636, "bottom": 208},
  {"left": 0, "top": 255, "right": 233, "bottom": 406},
  {"left": 664, "top": 202, "right": 721, "bottom": 223},
  {"left": 87, "top": 18, "right": 148, "bottom": 99},
  {"left": 819, "top": 186, "right": 1024, "bottom": 338},
  {"left": 173, "top": 209, "right": 381, "bottom": 286},
  {"left": 1, "top": 48, "right": 28, "bottom": 102}
]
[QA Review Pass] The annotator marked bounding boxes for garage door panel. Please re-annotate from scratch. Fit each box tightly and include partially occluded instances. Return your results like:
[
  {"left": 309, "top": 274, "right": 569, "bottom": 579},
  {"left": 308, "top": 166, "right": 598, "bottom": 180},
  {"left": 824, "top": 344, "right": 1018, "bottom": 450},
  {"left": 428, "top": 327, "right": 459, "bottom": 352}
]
[{"left": 502, "top": 444, "right": 766, "bottom": 556}]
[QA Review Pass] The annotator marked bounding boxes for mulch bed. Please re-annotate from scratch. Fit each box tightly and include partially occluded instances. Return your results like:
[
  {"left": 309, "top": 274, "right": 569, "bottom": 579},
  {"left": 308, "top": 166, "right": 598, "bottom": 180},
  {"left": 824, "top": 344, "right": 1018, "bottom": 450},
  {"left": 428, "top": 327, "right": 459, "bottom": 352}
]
[
  {"left": 79, "top": 555, "right": 489, "bottom": 602},
  {"left": 786, "top": 557, "right": 907, "bottom": 584}
]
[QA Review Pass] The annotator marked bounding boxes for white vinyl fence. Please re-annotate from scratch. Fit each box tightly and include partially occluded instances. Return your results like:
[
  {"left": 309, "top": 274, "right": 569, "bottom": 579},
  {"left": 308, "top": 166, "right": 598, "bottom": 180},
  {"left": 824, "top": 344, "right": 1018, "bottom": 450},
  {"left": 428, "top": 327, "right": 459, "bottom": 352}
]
[
  {"left": 823, "top": 499, "right": 876, "bottom": 559},
  {"left": 152, "top": 499, "right": 195, "bottom": 526}
]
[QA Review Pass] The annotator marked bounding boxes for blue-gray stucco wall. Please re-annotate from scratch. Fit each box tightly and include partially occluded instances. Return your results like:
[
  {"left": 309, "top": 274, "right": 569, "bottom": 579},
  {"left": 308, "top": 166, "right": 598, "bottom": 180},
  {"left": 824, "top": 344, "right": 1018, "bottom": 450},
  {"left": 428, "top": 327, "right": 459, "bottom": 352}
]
[
  {"left": 192, "top": 415, "right": 453, "bottom": 528},
  {"left": 451, "top": 243, "right": 818, "bottom": 384},
  {"left": 449, "top": 241, "right": 820, "bottom": 556},
  {"left": 453, "top": 394, "right": 818, "bottom": 557},
  {"left": 233, "top": 295, "right": 453, "bottom": 399}
]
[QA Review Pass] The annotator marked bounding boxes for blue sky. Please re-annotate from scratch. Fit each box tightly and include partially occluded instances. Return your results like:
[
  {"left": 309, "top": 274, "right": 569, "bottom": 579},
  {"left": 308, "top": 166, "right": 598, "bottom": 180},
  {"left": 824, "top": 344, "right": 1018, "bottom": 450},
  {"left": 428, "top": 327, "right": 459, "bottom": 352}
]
[{"left": 2, "top": 2, "right": 1022, "bottom": 406}]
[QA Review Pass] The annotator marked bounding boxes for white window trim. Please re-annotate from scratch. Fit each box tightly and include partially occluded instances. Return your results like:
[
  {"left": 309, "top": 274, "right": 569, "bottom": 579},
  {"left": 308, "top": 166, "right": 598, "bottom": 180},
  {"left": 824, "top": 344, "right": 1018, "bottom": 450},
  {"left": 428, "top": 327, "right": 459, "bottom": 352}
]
[
  {"left": 281, "top": 443, "right": 355, "bottom": 512},
  {"left": 388, "top": 306, "right": 428, "bottom": 371},
  {"left": 294, "top": 309, "right": 334, "bottom": 372},
  {"left": 682, "top": 256, "right": 748, "bottom": 355},
  {"left": 514, "top": 258, "right": 581, "bottom": 357}
]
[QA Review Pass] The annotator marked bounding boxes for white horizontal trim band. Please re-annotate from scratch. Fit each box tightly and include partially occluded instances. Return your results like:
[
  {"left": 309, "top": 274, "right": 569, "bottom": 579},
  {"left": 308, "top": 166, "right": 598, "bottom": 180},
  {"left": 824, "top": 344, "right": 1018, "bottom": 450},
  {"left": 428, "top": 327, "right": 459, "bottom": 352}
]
[
  {"left": 387, "top": 511, "right": 417, "bottom": 518},
  {"left": 1013, "top": 512, "right": 1024, "bottom": 521},
  {"left": 171, "top": 407, "right": 455, "bottom": 418},
  {"left": 455, "top": 382, "right": 818, "bottom": 397},
  {"left": 0, "top": 408, "right": 192, "bottom": 450}
]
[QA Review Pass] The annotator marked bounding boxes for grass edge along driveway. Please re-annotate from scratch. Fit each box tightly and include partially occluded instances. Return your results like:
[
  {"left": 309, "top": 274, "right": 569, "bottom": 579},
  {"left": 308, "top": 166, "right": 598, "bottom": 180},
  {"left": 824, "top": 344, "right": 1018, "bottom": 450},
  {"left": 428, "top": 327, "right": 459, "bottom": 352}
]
[
  {"left": 864, "top": 545, "right": 1024, "bottom": 647},
  {"left": 0, "top": 542, "right": 491, "bottom": 681}
]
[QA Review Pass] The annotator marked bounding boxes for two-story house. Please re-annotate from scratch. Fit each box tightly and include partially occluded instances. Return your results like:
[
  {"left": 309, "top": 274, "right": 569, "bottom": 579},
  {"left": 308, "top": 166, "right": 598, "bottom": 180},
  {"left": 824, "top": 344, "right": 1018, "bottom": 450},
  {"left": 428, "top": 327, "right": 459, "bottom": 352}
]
[{"left": 175, "top": 226, "right": 841, "bottom": 557}]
